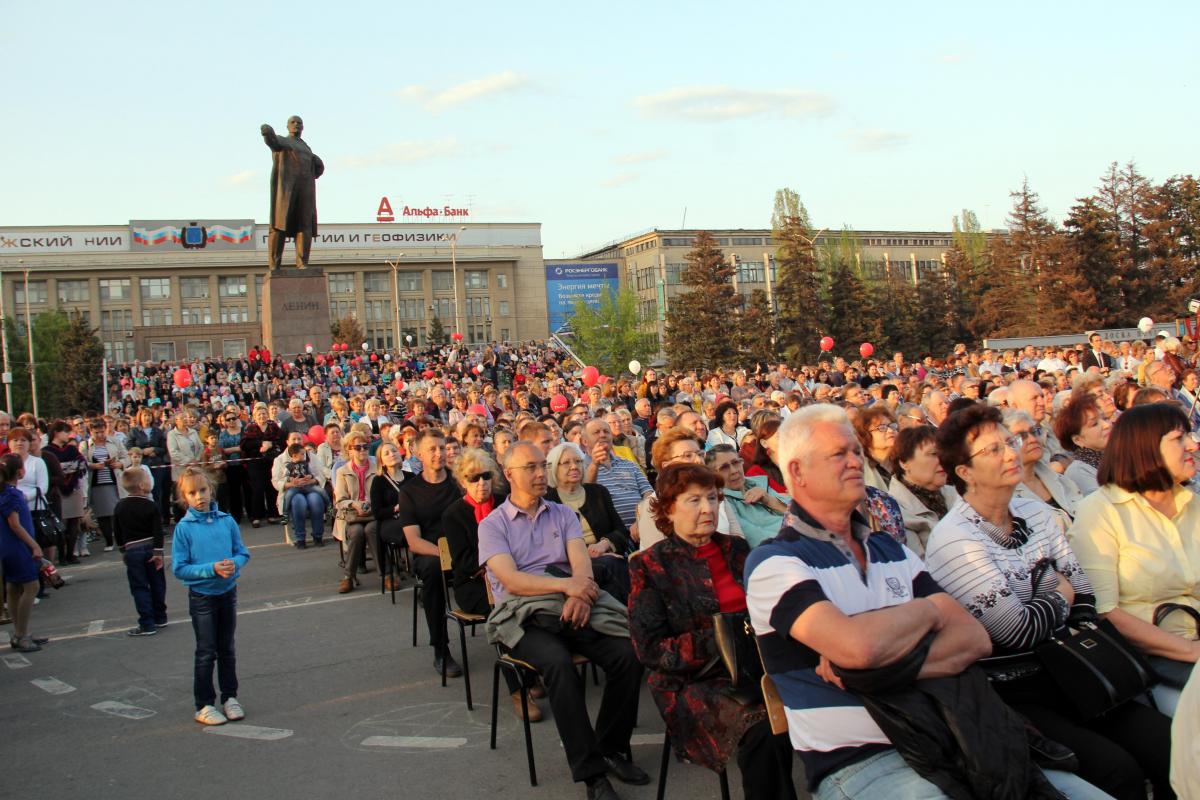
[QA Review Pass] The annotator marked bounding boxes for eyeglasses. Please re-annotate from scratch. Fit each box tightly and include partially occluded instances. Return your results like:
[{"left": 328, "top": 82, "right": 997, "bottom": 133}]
[
  {"left": 465, "top": 471, "right": 493, "bottom": 483},
  {"left": 509, "top": 461, "right": 547, "bottom": 474},
  {"left": 714, "top": 458, "right": 744, "bottom": 470},
  {"left": 969, "top": 434, "right": 1024, "bottom": 460},
  {"left": 347, "top": 444, "right": 368, "bottom": 451},
  {"left": 871, "top": 423, "right": 898, "bottom": 433}
]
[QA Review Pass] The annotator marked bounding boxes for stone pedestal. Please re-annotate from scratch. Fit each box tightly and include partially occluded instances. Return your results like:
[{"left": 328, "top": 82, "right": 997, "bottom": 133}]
[{"left": 260, "top": 268, "right": 332, "bottom": 357}]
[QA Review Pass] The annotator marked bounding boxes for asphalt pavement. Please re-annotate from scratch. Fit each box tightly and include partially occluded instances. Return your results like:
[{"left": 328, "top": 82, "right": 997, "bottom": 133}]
[{"left": 0, "top": 522, "right": 807, "bottom": 800}]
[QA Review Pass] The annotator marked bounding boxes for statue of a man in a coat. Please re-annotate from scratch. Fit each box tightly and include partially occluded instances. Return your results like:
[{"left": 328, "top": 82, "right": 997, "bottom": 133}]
[{"left": 261, "top": 116, "right": 324, "bottom": 269}]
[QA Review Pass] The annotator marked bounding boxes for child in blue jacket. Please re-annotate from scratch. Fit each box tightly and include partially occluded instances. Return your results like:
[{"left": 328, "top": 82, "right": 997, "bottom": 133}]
[{"left": 171, "top": 466, "right": 251, "bottom": 726}]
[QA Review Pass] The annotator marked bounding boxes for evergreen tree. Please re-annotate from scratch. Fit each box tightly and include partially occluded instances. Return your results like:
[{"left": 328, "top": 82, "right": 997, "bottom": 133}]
[
  {"left": 664, "top": 231, "right": 739, "bottom": 370},
  {"left": 945, "top": 209, "right": 989, "bottom": 343},
  {"left": 330, "top": 314, "right": 367, "bottom": 348},
  {"left": 426, "top": 315, "right": 447, "bottom": 346},
  {"left": 913, "top": 269, "right": 957, "bottom": 357},
  {"left": 737, "top": 289, "right": 777, "bottom": 365},
  {"left": 771, "top": 188, "right": 823, "bottom": 360},
  {"left": 1142, "top": 175, "right": 1200, "bottom": 317},
  {"left": 976, "top": 180, "right": 1051, "bottom": 336},
  {"left": 1094, "top": 161, "right": 1154, "bottom": 313},
  {"left": 569, "top": 287, "right": 655, "bottom": 375},
  {"left": 57, "top": 311, "right": 105, "bottom": 415},
  {"left": 1063, "top": 196, "right": 1122, "bottom": 327},
  {"left": 819, "top": 234, "right": 875, "bottom": 357}
]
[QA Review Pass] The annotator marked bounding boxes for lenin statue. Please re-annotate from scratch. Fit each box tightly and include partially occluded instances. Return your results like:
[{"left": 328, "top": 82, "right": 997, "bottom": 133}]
[{"left": 261, "top": 116, "right": 324, "bottom": 269}]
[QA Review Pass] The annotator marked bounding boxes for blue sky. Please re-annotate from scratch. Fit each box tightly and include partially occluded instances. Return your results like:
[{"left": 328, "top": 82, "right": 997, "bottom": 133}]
[{"left": 3, "top": 1, "right": 1197, "bottom": 257}]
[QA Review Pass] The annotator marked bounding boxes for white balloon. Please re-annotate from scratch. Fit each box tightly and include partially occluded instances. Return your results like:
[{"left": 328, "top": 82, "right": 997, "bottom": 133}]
[
  {"left": 305, "top": 345, "right": 314, "bottom": 354},
  {"left": 405, "top": 335, "right": 413, "bottom": 343},
  {"left": 1138, "top": 317, "right": 1154, "bottom": 333},
  {"left": 628, "top": 359, "right": 642, "bottom": 375},
  {"left": 362, "top": 342, "right": 370, "bottom": 351},
  {"left": 384, "top": 353, "right": 392, "bottom": 361}
]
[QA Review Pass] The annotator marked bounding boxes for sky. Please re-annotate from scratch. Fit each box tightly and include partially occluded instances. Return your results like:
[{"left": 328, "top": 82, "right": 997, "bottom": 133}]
[{"left": 3, "top": 1, "right": 1197, "bottom": 258}]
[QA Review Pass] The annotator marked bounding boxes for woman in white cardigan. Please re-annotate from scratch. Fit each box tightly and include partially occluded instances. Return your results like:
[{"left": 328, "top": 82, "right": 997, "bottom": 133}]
[
  {"left": 886, "top": 425, "right": 957, "bottom": 557},
  {"left": 1003, "top": 409, "right": 1084, "bottom": 527}
]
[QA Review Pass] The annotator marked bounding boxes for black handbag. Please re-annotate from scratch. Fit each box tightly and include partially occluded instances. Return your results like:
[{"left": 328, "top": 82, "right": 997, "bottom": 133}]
[
  {"left": 710, "top": 611, "right": 764, "bottom": 705},
  {"left": 31, "top": 488, "right": 65, "bottom": 549},
  {"left": 1028, "top": 559, "right": 1154, "bottom": 720}
]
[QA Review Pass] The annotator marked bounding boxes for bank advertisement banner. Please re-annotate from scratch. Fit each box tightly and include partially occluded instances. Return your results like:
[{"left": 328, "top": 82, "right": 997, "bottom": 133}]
[{"left": 544, "top": 262, "right": 620, "bottom": 331}]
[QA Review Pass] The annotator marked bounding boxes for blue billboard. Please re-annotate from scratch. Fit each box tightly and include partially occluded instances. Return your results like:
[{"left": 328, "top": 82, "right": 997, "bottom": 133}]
[{"left": 544, "top": 262, "right": 620, "bottom": 332}]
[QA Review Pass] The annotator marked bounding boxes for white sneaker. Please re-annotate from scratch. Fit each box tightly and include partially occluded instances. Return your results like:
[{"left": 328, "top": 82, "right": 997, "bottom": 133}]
[
  {"left": 194, "top": 705, "right": 228, "bottom": 725},
  {"left": 223, "top": 697, "right": 245, "bottom": 721},
  {"left": 103, "top": 546, "right": 114, "bottom": 553}
]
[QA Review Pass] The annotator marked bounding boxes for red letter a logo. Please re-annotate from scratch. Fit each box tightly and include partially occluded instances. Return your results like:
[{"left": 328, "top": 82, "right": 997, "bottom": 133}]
[{"left": 377, "top": 196, "right": 395, "bottom": 222}]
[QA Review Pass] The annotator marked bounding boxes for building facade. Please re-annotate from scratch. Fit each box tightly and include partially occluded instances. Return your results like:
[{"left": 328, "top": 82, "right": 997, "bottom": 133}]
[
  {"left": 576, "top": 228, "right": 955, "bottom": 341},
  {"left": 0, "top": 221, "right": 548, "bottom": 363}
]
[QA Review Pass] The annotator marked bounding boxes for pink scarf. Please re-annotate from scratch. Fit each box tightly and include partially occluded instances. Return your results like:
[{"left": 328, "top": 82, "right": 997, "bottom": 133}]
[{"left": 463, "top": 493, "right": 494, "bottom": 525}]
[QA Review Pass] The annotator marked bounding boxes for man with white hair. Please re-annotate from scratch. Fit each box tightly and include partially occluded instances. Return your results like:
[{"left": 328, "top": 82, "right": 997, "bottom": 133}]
[
  {"left": 1008, "top": 380, "right": 1064, "bottom": 460},
  {"left": 744, "top": 405, "right": 1100, "bottom": 799},
  {"left": 921, "top": 390, "right": 950, "bottom": 427}
]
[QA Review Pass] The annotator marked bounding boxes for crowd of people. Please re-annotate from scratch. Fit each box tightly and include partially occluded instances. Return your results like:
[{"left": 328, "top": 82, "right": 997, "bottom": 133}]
[{"left": 2, "top": 330, "right": 1199, "bottom": 800}]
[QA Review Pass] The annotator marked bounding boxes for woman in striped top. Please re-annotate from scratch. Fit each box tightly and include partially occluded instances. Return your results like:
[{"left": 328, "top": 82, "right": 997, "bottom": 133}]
[{"left": 925, "top": 403, "right": 1173, "bottom": 800}]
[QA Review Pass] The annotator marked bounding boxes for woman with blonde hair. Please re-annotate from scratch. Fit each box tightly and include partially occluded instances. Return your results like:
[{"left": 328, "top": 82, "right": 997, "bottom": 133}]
[{"left": 332, "top": 430, "right": 377, "bottom": 594}]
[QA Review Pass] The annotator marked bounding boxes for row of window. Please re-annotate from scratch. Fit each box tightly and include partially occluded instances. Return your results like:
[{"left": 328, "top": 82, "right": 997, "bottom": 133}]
[
  {"left": 659, "top": 236, "right": 772, "bottom": 248},
  {"left": 633, "top": 262, "right": 778, "bottom": 290},
  {"left": 15, "top": 270, "right": 510, "bottom": 306}
]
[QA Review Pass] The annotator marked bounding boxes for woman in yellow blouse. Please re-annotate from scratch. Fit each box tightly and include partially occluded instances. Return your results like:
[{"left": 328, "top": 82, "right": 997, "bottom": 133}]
[{"left": 1069, "top": 403, "right": 1200, "bottom": 716}]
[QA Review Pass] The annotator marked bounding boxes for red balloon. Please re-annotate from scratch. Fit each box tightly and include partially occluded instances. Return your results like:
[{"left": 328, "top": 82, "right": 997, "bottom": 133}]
[
  {"left": 315, "top": 355, "right": 325, "bottom": 365},
  {"left": 422, "top": 369, "right": 435, "bottom": 379},
  {"left": 598, "top": 375, "right": 610, "bottom": 385},
  {"left": 581, "top": 366, "right": 600, "bottom": 387},
  {"left": 819, "top": 336, "right": 835, "bottom": 352},
  {"left": 452, "top": 332, "right": 464, "bottom": 342},
  {"left": 307, "top": 425, "right": 326, "bottom": 445},
  {"left": 859, "top": 342, "right": 875, "bottom": 358},
  {"left": 395, "top": 379, "right": 407, "bottom": 392},
  {"left": 550, "top": 394, "right": 569, "bottom": 413},
  {"left": 173, "top": 368, "right": 192, "bottom": 389},
  {"left": 473, "top": 364, "right": 482, "bottom": 374},
  {"left": 332, "top": 365, "right": 342, "bottom": 375},
  {"left": 444, "top": 379, "right": 454, "bottom": 389},
  {"left": 469, "top": 403, "right": 487, "bottom": 415},
  {"left": 370, "top": 353, "right": 378, "bottom": 362}
]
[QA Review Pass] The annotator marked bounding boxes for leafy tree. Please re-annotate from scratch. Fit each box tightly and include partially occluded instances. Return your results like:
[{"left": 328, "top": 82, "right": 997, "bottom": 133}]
[
  {"left": 426, "top": 315, "right": 447, "bottom": 346},
  {"left": 665, "top": 231, "right": 739, "bottom": 370},
  {"left": 4, "top": 310, "right": 102, "bottom": 418},
  {"left": 330, "top": 314, "right": 367, "bottom": 348},
  {"left": 771, "top": 188, "right": 823, "bottom": 360},
  {"left": 569, "top": 287, "right": 655, "bottom": 375}
]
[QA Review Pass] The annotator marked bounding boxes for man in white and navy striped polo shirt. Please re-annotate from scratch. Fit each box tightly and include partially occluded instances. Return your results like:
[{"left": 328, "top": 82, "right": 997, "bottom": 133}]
[{"left": 745, "top": 404, "right": 993, "bottom": 799}]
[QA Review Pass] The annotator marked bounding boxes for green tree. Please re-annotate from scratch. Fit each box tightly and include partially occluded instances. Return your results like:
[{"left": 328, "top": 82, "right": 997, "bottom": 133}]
[
  {"left": 665, "top": 231, "right": 739, "bottom": 370},
  {"left": 818, "top": 232, "right": 876, "bottom": 357},
  {"left": 57, "top": 312, "right": 105, "bottom": 415},
  {"left": 771, "top": 188, "right": 823, "bottom": 360},
  {"left": 945, "top": 208, "right": 989, "bottom": 343},
  {"left": 1141, "top": 174, "right": 1200, "bottom": 317},
  {"left": 975, "top": 181, "right": 1050, "bottom": 336},
  {"left": 569, "top": 287, "right": 655, "bottom": 375},
  {"left": 426, "top": 315, "right": 447, "bottom": 346},
  {"left": 4, "top": 310, "right": 99, "bottom": 418},
  {"left": 330, "top": 314, "right": 367, "bottom": 348},
  {"left": 736, "top": 289, "right": 777, "bottom": 365}
]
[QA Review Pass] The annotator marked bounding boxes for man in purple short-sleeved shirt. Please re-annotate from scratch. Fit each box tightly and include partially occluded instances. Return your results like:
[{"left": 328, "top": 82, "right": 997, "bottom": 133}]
[{"left": 478, "top": 442, "right": 647, "bottom": 800}]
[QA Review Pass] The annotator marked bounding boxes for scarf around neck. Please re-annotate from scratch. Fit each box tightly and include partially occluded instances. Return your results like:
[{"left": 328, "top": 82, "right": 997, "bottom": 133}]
[
  {"left": 901, "top": 477, "right": 949, "bottom": 519},
  {"left": 1073, "top": 447, "right": 1103, "bottom": 472},
  {"left": 464, "top": 492, "right": 495, "bottom": 524}
]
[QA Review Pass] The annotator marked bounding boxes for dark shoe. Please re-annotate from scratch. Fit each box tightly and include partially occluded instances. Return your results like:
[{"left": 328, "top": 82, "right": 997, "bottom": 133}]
[
  {"left": 126, "top": 627, "right": 157, "bottom": 637},
  {"left": 338, "top": 578, "right": 353, "bottom": 594},
  {"left": 585, "top": 776, "right": 622, "bottom": 800},
  {"left": 313, "top": 538, "right": 325, "bottom": 548},
  {"left": 155, "top": 618, "right": 168, "bottom": 627},
  {"left": 529, "top": 680, "right": 547, "bottom": 699},
  {"left": 251, "top": 520, "right": 261, "bottom": 529},
  {"left": 11, "top": 637, "right": 42, "bottom": 653},
  {"left": 294, "top": 541, "right": 307, "bottom": 550},
  {"left": 603, "top": 754, "right": 650, "bottom": 786},
  {"left": 434, "top": 651, "right": 463, "bottom": 678},
  {"left": 65, "top": 557, "right": 81, "bottom": 565},
  {"left": 11, "top": 635, "right": 49, "bottom": 647},
  {"left": 267, "top": 516, "right": 282, "bottom": 525}
]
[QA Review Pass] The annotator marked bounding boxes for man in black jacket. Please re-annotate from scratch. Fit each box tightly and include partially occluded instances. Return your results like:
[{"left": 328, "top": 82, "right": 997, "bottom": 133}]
[
  {"left": 113, "top": 469, "right": 166, "bottom": 637},
  {"left": 1081, "top": 332, "right": 1115, "bottom": 372}
]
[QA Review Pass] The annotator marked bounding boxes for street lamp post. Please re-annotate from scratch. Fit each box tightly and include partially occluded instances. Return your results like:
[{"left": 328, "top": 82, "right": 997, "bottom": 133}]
[
  {"left": 449, "top": 225, "right": 466, "bottom": 337},
  {"left": 23, "top": 266, "right": 37, "bottom": 418},
  {"left": 0, "top": 268, "right": 11, "bottom": 414},
  {"left": 386, "top": 252, "right": 405, "bottom": 352}
]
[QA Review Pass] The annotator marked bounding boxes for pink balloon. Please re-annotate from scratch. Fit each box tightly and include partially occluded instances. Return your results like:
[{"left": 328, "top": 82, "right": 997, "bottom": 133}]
[
  {"left": 307, "top": 425, "right": 326, "bottom": 445},
  {"left": 819, "top": 336, "right": 835, "bottom": 352},
  {"left": 581, "top": 366, "right": 600, "bottom": 387}
]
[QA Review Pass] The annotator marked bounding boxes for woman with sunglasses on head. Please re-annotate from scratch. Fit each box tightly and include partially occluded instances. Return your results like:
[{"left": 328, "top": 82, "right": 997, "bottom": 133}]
[{"left": 925, "top": 403, "right": 1173, "bottom": 800}]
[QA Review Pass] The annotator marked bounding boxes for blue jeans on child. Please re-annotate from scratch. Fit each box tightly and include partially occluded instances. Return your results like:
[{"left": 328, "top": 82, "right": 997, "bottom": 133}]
[
  {"left": 283, "top": 487, "right": 326, "bottom": 544},
  {"left": 189, "top": 587, "right": 238, "bottom": 710},
  {"left": 124, "top": 542, "right": 167, "bottom": 631}
]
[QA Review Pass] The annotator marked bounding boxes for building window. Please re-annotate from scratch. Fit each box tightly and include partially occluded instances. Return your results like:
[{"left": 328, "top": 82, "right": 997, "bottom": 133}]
[
  {"left": 139, "top": 278, "right": 171, "bottom": 301},
  {"left": 149, "top": 341, "right": 176, "bottom": 362},
  {"left": 435, "top": 298, "right": 453, "bottom": 320},
  {"left": 364, "top": 299, "right": 391, "bottom": 322},
  {"left": 15, "top": 280, "right": 48, "bottom": 305},
  {"left": 223, "top": 338, "right": 247, "bottom": 358},
  {"left": 497, "top": 273, "right": 509, "bottom": 290},
  {"left": 397, "top": 272, "right": 422, "bottom": 292},
  {"left": 99, "top": 279, "right": 131, "bottom": 301},
  {"left": 499, "top": 300, "right": 509, "bottom": 316},
  {"left": 500, "top": 328, "right": 509, "bottom": 342},
  {"left": 218, "top": 276, "right": 247, "bottom": 297},
  {"left": 101, "top": 309, "right": 133, "bottom": 333},
  {"left": 465, "top": 270, "right": 487, "bottom": 289},
  {"left": 142, "top": 308, "right": 173, "bottom": 326},
  {"left": 330, "top": 300, "right": 357, "bottom": 320},
  {"left": 220, "top": 305, "right": 248, "bottom": 324},
  {"left": 665, "top": 264, "right": 684, "bottom": 286},
  {"left": 57, "top": 280, "right": 89, "bottom": 304},
  {"left": 466, "top": 297, "right": 490, "bottom": 318},
  {"left": 432, "top": 271, "right": 452, "bottom": 291},
  {"left": 181, "top": 306, "right": 212, "bottom": 325},
  {"left": 179, "top": 277, "right": 210, "bottom": 299},
  {"left": 731, "top": 237, "right": 763, "bottom": 246},
  {"left": 736, "top": 261, "right": 765, "bottom": 283},
  {"left": 398, "top": 299, "right": 424, "bottom": 320},
  {"left": 104, "top": 340, "right": 134, "bottom": 364},
  {"left": 363, "top": 271, "right": 389, "bottom": 293},
  {"left": 327, "top": 273, "right": 354, "bottom": 295},
  {"left": 186, "top": 340, "right": 212, "bottom": 359}
]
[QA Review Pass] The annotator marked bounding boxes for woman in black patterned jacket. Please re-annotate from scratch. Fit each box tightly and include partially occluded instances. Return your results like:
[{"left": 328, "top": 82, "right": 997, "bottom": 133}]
[{"left": 628, "top": 463, "right": 795, "bottom": 800}]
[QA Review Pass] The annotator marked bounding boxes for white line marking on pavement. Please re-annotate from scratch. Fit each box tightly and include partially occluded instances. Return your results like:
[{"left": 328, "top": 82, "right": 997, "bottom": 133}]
[
  {"left": 31, "top": 677, "right": 76, "bottom": 694},
  {"left": 91, "top": 700, "right": 156, "bottom": 719},
  {"left": 86, "top": 620, "right": 105, "bottom": 634},
  {"left": 630, "top": 733, "right": 663, "bottom": 747},
  {"left": 361, "top": 735, "right": 467, "bottom": 749},
  {"left": 204, "top": 724, "right": 294, "bottom": 740},
  {"left": 3, "top": 654, "right": 32, "bottom": 669}
]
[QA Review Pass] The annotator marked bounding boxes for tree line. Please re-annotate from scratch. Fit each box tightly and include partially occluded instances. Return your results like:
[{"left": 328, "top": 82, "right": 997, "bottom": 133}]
[{"left": 664, "top": 162, "right": 1200, "bottom": 368}]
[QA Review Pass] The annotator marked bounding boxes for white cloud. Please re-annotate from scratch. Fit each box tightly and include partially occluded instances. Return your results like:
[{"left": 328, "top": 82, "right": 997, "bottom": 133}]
[
  {"left": 222, "top": 170, "right": 258, "bottom": 187},
  {"left": 634, "top": 85, "right": 835, "bottom": 122},
  {"left": 599, "top": 172, "right": 640, "bottom": 188},
  {"left": 613, "top": 149, "right": 667, "bottom": 165},
  {"left": 842, "top": 129, "right": 911, "bottom": 152},
  {"left": 395, "top": 70, "right": 530, "bottom": 113},
  {"left": 338, "top": 138, "right": 463, "bottom": 169}
]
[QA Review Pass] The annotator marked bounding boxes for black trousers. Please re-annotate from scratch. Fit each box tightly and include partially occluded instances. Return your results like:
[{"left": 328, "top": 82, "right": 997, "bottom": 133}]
[
  {"left": 736, "top": 720, "right": 798, "bottom": 800},
  {"left": 508, "top": 623, "right": 643, "bottom": 783},
  {"left": 377, "top": 518, "right": 407, "bottom": 574},
  {"left": 224, "top": 463, "right": 249, "bottom": 523},
  {"left": 413, "top": 554, "right": 448, "bottom": 650},
  {"left": 246, "top": 460, "right": 276, "bottom": 521},
  {"left": 1012, "top": 697, "right": 1175, "bottom": 800}
]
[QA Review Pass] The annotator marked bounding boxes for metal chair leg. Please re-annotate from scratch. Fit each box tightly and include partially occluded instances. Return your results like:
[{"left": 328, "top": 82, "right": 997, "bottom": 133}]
[
  {"left": 411, "top": 582, "right": 420, "bottom": 647},
  {"left": 656, "top": 732, "right": 671, "bottom": 800},
  {"left": 520, "top": 683, "right": 537, "bottom": 786},
  {"left": 490, "top": 661, "right": 501, "bottom": 750},
  {"left": 718, "top": 768, "right": 730, "bottom": 800},
  {"left": 459, "top": 622, "right": 473, "bottom": 709}
]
